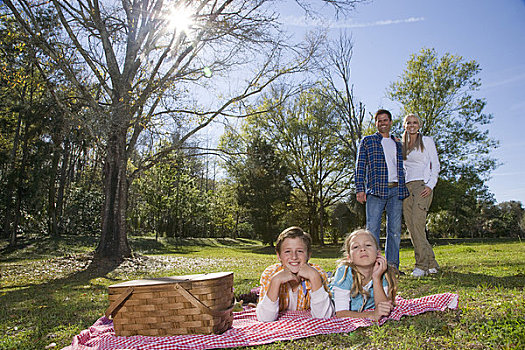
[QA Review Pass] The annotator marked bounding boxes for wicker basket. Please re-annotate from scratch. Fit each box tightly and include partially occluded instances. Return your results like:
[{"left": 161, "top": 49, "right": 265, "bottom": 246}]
[{"left": 105, "top": 272, "right": 234, "bottom": 336}]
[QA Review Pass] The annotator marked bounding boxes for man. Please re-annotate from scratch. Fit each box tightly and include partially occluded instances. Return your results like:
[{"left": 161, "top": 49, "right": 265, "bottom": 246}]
[{"left": 355, "top": 109, "right": 409, "bottom": 270}]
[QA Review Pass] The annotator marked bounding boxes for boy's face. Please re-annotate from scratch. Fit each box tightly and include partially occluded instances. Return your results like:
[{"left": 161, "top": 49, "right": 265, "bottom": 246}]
[{"left": 277, "top": 237, "right": 310, "bottom": 274}]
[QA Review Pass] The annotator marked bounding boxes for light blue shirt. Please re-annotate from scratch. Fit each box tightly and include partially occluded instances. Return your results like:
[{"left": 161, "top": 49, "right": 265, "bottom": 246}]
[{"left": 330, "top": 265, "right": 389, "bottom": 312}]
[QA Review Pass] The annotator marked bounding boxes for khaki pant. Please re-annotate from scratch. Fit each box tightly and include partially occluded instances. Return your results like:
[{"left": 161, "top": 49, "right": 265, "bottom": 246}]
[{"left": 403, "top": 180, "right": 439, "bottom": 270}]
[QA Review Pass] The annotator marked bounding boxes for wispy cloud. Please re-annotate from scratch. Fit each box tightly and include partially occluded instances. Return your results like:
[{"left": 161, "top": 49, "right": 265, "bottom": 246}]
[
  {"left": 282, "top": 16, "right": 425, "bottom": 29},
  {"left": 491, "top": 171, "right": 525, "bottom": 177},
  {"left": 483, "top": 72, "right": 525, "bottom": 89}
]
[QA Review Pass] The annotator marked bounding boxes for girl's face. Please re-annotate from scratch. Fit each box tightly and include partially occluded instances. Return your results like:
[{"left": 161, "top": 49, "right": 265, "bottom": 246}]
[
  {"left": 348, "top": 233, "right": 378, "bottom": 267},
  {"left": 277, "top": 237, "right": 310, "bottom": 274},
  {"left": 404, "top": 116, "right": 420, "bottom": 135}
]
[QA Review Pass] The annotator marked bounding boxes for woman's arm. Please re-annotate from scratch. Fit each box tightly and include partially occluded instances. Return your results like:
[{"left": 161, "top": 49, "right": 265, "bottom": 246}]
[{"left": 424, "top": 136, "right": 440, "bottom": 189}]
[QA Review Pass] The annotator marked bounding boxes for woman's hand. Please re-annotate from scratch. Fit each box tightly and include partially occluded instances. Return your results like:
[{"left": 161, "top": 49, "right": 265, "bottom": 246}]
[{"left": 420, "top": 186, "right": 432, "bottom": 198}]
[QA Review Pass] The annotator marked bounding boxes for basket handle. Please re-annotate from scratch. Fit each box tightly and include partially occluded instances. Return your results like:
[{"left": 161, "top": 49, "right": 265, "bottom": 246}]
[
  {"left": 105, "top": 287, "right": 134, "bottom": 318},
  {"left": 173, "top": 284, "right": 234, "bottom": 317}
]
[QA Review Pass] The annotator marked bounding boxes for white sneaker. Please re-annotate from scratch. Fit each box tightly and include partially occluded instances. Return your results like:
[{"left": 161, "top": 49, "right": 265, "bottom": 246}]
[
  {"left": 428, "top": 268, "right": 439, "bottom": 274},
  {"left": 411, "top": 268, "right": 427, "bottom": 277}
]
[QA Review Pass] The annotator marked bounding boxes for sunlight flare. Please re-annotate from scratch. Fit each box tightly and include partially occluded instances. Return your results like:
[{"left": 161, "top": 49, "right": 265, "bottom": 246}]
[{"left": 167, "top": 5, "right": 196, "bottom": 36}]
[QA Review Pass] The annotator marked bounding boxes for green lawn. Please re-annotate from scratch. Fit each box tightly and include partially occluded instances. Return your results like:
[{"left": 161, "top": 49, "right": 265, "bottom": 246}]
[{"left": 1, "top": 235, "right": 524, "bottom": 349}]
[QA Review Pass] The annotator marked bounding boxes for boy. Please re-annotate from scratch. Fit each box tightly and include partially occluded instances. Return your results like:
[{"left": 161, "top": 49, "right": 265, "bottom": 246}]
[{"left": 256, "top": 226, "right": 334, "bottom": 322}]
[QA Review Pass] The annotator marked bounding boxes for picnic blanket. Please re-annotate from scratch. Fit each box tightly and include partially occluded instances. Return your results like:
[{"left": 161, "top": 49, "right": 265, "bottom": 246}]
[{"left": 63, "top": 292, "right": 458, "bottom": 350}]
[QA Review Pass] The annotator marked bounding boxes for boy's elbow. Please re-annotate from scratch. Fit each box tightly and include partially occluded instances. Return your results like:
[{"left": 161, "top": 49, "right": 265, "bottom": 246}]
[{"left": 256, "top": 312, "right": 277, "bottom": 323}]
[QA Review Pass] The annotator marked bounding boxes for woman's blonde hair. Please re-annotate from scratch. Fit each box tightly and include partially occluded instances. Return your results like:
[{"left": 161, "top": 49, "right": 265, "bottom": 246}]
[
  {"left": 402, "top": 113, "right": 425, "bottom": 160},
  {"left": 337, "top": 229, "right": 398, "bottom": 302}
]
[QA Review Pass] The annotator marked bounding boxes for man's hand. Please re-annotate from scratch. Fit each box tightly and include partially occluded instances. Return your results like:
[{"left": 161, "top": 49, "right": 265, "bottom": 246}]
[{"left": 356, "top": 192, "right": 366, "bottom": 204}]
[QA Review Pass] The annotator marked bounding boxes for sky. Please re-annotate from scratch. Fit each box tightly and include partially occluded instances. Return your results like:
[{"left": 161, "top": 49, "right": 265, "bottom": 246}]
[{"left": 279, "top": 0, "right": 525, "bottom": 205}]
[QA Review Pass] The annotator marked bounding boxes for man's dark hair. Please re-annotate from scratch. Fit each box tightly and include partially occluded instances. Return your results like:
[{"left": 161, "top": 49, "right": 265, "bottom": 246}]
[{"left": 375, "top": 109, "right": 392, "bottom": 121}]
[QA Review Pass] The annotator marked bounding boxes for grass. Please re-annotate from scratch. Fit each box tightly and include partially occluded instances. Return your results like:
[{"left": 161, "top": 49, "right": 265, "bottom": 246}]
[{"left": 1, "top": 235, "right": 524, "bottom": 350}]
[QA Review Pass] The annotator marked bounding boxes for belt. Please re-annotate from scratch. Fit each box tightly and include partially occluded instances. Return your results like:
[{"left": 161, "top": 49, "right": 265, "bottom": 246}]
[{"left": 387, "top": 182, "right": 398, "bottom": 188}]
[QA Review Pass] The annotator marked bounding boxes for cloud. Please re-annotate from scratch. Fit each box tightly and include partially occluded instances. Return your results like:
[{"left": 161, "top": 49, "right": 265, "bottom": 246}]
[
  {"left": 483, "top": 72, "right": 525, "bottom": 89},
  {"left": 282, "top": 16, "right": 425, "bottom": 29},
  {"left": 491, "top": 171, "right": 525, "bottom": 177}
]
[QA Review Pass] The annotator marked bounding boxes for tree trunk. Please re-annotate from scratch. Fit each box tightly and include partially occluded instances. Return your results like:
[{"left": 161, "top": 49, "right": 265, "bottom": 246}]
[
  {"left": 48, "top": 145, "right": 60, "bottom": 236},
  {"left": 95, "top": 126, "right": 132, "bottom": 260},
  {"left": 11, "top": 119, "right": 30, "bottom": 246},
  {"left": 56, "top": 140, "right": 71, "bottom": 226},
  {"left": 3, "top": 112, "right": 22, "bottom": 241},
  {"left": 319, "top": 199, "right": 325, "bottom": 246}
]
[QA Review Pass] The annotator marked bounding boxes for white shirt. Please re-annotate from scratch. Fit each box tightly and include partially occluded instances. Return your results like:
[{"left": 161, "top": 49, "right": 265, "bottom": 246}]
[
  {"left": 404, "top": 135, "right": 440, "bottom": 189},
  {"left": 381, "top": 137, "right": 398, "bottom": 182},
  {"left": 255, "top": 287, "right": 334, "bottom": 322}
]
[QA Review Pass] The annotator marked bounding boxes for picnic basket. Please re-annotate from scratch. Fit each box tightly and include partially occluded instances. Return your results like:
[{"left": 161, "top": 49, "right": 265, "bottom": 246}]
[{"left": 105, "top": 272, "right": 234, "bottom": 336}]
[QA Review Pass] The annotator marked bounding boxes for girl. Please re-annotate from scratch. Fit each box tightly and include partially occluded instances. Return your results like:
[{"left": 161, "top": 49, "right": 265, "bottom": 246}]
[
  {"left": 402, "top": 113, "right": 440, "bottom": 277},
  {"left": 256, "top": 226, "right": 334, "bottom": 322},
  {"left": 330, "top": 229, "right": 398, "bottom": 321}
]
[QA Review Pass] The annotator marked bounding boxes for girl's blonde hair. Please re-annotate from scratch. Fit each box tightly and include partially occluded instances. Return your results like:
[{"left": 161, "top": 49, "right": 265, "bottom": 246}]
[
  {"left": 402, "top": 113, "right": 425, "bottom": 160},
  {"left": 338, "top": 229, "right": 398, "bottom": 302}
]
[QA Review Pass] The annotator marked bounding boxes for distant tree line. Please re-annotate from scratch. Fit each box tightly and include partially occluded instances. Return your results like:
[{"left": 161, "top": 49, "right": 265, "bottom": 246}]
[{"left": 0, "top": 4, "right": 523, "bottom": 260}]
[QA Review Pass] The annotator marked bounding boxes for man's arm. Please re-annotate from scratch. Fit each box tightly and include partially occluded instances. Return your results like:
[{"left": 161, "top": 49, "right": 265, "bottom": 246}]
[{"left": 355, "top": 139, "right": 367, "bottom": 203}]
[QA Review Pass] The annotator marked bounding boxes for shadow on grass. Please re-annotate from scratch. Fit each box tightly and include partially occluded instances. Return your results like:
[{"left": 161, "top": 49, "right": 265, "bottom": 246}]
[
  {"left": 424, "top": 269, "right": 525, "bottom": 289},
  {"left": 0, "top": 257, "right": 125, "bottom": 347},
  {"left": 0, "top": 234, "right": 98, "bottom": 263}
]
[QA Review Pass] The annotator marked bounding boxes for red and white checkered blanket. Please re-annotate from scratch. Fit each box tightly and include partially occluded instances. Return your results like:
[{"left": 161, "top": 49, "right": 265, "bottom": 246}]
[{"left": 63, "top": 293, "right": 458, "bottom": 350}]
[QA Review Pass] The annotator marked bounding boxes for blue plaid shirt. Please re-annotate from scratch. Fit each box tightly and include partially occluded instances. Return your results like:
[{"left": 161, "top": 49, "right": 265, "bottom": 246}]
[{"left": 355, "top": 132, "right": 409, "bottom": 200}]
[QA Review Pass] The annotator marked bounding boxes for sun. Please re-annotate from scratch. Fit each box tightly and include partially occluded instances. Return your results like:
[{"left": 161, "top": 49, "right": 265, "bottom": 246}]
[{"left": 167, "top": 5, "right": 196, "bottom": 36}]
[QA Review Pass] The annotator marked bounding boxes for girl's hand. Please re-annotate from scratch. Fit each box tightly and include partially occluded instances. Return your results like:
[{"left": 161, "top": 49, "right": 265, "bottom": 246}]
[
  {"left": 369, "top": 300, "right": 393, "bottom": 321},
  {"left": 372, "top": 254, "right": 387, "bottom": 280}
]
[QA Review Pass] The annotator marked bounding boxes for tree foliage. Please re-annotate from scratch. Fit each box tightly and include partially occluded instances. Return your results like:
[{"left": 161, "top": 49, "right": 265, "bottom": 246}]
[
  {"left": 224, "top": 87, "right": 355, "bottom": 243},
  {"left": 387, "top": 47, "right": 498, "bottom": 182},
  {"left": 2, "top": 0, "right": 338, "bottom": 259},
  {"left": 223, "top": 134, "right": 291, "bottom": 244}
]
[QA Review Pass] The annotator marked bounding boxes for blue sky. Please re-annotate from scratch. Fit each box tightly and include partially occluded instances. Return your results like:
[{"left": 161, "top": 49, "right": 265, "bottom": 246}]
[{"left": 281, "top": 0, "right": 525, "bottom": 205}]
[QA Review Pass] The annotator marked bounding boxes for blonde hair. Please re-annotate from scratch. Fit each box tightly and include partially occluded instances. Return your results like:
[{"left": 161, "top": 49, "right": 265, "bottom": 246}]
[
  {"left": 337, "top": 229, "right": 398, "bottom": 302},
  {"left": 402, "top": 113, "right": 425, "bottom": 160}
]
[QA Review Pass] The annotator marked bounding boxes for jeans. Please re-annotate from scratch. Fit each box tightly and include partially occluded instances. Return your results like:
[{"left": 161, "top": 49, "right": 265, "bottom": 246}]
[{"left": 366, "top": 187, "right": 403, "bottom": 269}]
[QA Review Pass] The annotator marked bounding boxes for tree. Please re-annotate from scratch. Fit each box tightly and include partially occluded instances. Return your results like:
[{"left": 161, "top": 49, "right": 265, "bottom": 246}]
[
  {"left": 4, "top": 0, "right": 365, "bottom": 260},
  {"left": 318, "top": 32, "right": 366, "bottom": 165},
  {"left": 387, "top": 48, "right": 498, "bottom": 182},
  {"left": 224, "top": 135, "right": 291, "bottom": 244},
  {"left": 233, "top": 87, "right": 355, "bottom": 244},
  {"left": 0, "top": 13, "right": 76, "bottom": 244}
]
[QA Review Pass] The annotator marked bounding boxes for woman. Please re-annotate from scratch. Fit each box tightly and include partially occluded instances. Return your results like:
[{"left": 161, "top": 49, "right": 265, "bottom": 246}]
[{"left": 402, "top": 114, "right": 440, "bottom": 277}]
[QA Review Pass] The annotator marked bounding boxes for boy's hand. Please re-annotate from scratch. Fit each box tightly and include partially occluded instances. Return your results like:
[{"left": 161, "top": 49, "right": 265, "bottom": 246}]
[
  {"left": 273, "top": 268, "right": 301, "bottom": 285},
  {"left": 296, "top": 263, "right": 323, "bottom": 292},
  {"left": 296, "top": 263, "right": 317, "bottom": 280}
]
